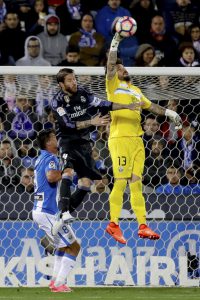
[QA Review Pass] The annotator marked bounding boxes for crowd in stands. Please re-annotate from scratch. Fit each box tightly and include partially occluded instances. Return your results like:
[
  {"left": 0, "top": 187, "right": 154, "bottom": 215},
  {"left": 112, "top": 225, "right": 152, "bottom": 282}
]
[
  {"left": 0, "top": 0, "right": 200, "bottom": 66},
  {"left": 0, "top": 75, "right": 199, "bottom": 197},
  {"left": 0, "top": 1, "right": 200, "bottom": 212}
]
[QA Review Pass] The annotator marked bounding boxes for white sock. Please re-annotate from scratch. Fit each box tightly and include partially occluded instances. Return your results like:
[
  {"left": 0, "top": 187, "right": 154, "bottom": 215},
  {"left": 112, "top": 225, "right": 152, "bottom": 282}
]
[
  {"left": 54, "top": 253, "right": 76, "bottom": 287},
  {"left": 52, "top": 250, "right": 64, "bottom": 281}
]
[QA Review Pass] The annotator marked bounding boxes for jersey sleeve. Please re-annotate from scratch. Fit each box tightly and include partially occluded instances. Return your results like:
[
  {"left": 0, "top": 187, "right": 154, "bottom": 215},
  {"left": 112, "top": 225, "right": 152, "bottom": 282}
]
[
  {"left": 86, "top": 90, "right": 113, "bottom": 110},
  {"left": 141, "top": 94, "right": 152, "bottom": 109},
  {"left": 45, "top": 156, "right": 60, "bottom": 174},
  {"left": 135, "top": 87, "right": 152, "bottom": 109}
]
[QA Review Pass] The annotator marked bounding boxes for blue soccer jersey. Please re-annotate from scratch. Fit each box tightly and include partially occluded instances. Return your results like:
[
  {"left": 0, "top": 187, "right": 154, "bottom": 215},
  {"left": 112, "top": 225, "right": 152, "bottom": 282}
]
[{"left": 33, "top": 150, "right": 60, "bottom": 215}]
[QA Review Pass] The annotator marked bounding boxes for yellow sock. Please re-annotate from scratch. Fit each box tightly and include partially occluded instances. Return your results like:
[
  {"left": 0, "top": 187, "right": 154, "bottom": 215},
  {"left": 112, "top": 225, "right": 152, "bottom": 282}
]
[
  {"left": 109, "top": 179, "right": 127, "bottom": 224},
  {"left": 129, "top": 180, "right": 146, "bottom": 225}
]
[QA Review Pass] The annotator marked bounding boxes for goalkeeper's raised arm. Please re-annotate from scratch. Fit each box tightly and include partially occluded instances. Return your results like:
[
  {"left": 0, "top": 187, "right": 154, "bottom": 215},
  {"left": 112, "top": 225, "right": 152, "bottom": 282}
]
[
  {"left": 106, "top": 32, "right": 182, "bottom": 130},
  {"left": 106, "top": 32, "right": 123, "bottom": 80}
]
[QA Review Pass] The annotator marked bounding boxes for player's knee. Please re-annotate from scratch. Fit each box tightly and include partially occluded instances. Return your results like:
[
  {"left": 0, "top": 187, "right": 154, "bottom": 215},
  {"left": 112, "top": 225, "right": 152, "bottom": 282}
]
[
  {"left": 113, "top": 179, "right": 127, "bottom": 192},
  {"left": 63, "top": 241, "right": 80, "bottom": 257},
  {"left": 78, "top": 177, "right": 91, "bottom": 188},
  {"left": 62, "top": 168, "right": 74, "bottom": 178},
  {"left": 129, "top": 179, "right": 142, "bottom": 194},
  {"left": 129, "top": 173, "right": 141, "bottom": 183}
]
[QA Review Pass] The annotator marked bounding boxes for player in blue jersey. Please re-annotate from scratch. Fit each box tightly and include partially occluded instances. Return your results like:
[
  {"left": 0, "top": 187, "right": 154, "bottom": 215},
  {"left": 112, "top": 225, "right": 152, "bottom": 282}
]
[
  {"left": 51, "top": 68, "right": 142, "bottom": 235},
  {"left": 32, "top": 129, "right": 80, "bottom": 293}
]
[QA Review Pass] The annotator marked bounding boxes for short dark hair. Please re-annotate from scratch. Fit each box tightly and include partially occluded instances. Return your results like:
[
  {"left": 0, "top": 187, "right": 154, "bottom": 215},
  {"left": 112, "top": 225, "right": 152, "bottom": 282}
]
[
  {"left": 28, "top": 37, "right": 39, "bottom": 43},
  {"left": 66, "top": 45, "right": 80, "bottom": 54},
  {"left": 36, "top": 129, "right": 55, "bottom": 150},
  {"left": 56, "top": 68, "right": 74, "bottom": 83}
]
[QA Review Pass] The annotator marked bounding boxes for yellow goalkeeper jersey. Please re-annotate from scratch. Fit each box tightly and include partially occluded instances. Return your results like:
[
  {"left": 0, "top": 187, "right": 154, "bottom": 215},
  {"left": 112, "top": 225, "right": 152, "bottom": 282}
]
[{"left": 106, "top": 73, "right": 152, "bottom": 138}]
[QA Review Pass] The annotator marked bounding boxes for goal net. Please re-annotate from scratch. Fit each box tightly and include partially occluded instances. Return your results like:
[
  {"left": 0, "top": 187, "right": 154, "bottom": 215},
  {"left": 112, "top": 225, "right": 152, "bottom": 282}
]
[{"left": 0, "top": 66, "right": 199, "bottom": 287}]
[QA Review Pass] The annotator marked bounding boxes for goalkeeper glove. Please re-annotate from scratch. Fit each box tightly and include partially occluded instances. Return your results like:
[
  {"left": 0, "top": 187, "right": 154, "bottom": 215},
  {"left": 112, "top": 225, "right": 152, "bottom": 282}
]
[
  {"left": 165, "top": 109, "right": 182, "bottom": 130},
  {"left": 110, "top": 33, "right": 123, "bottom": 52}
]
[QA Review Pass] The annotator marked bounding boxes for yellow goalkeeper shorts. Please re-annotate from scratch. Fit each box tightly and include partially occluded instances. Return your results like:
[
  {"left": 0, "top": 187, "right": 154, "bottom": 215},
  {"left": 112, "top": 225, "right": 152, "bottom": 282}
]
[{"left": 108, "top": 136, "right": 145, "bottom": 179}]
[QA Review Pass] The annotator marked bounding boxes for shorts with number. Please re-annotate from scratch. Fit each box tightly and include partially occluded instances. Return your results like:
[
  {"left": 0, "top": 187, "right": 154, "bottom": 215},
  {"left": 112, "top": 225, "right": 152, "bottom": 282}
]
[
  {"left": 59, "top": 138, "right": 102, "bottom": 180},
  {"left": 108, "top": 136, "right": 145, "bottom": 179},
  {"left": 32, "top": 211, "right": 76, "bottom": 248}
]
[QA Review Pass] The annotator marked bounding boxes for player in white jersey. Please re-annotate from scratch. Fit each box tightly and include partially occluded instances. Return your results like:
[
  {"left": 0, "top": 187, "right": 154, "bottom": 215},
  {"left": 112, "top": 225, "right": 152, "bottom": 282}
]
[{"left": 32, "top": 129, "right": 80, "bottom": 293}]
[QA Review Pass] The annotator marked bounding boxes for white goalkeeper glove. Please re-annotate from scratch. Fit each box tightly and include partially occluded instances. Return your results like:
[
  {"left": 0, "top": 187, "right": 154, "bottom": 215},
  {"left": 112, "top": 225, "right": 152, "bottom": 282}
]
[
  {"left": 165, "top": 109, "right": 182, "bottom": 130},
  {"left": 110, "top": 33, "right": 123, "bottom": 52}
]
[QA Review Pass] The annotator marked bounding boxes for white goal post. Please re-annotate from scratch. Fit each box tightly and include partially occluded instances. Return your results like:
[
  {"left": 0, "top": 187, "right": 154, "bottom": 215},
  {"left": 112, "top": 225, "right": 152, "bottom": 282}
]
[{"left": 0, "top": 66, "right": 199, "bottom": 287}]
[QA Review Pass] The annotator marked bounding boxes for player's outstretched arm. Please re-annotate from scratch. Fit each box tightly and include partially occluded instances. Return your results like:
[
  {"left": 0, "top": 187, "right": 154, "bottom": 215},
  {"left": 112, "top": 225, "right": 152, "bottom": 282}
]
[
  {"left": 107, "top": 33, "right": 123, "bottom": 80},
  {"left": 76, "top": 114, "right": 110, "bottom": 129},
  {"left": 147, "top": 102, "right": 182, "bottom": 129}
]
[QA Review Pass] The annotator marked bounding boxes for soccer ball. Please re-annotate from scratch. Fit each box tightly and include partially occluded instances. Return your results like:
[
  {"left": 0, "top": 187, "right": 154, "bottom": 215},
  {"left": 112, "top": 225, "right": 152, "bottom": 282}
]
[{"left": 115, "top": 16, "right": 137, "bottom": 37}]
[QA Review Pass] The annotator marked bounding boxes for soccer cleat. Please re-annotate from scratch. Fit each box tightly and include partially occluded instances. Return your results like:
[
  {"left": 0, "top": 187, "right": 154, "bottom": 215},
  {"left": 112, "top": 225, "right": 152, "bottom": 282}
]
[
  {"left": 106, "top": 222, "right": 127, "bottom": 244},
  {"left": 49, "top": 280, "right": 55, "bottom": 289},
  {"left": 138, "top": 224, "right": 160, "bottom": 240},
  {"left": 51, "top": 284, "right": 72, "bottom": 293},
  {"left": 51, "top": 211, "right": 74, "bottom": 236}
]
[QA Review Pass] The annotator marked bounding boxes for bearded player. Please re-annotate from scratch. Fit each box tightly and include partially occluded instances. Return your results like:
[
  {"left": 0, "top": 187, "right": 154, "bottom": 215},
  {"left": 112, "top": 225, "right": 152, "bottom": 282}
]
[{"left": 105, "top": 32, "right": 182, "bottom": 244}]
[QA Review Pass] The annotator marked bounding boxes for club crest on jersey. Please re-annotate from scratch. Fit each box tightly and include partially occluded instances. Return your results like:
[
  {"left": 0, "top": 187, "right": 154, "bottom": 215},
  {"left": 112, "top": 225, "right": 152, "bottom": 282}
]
[
  {"left": 80, "top": 96, "right": 86, "bottom": 103},
  {"left": 57, "top": 107, "right": 65, "bottom": 116},
  {"left": 64, "top": 95, "right": 70, "bottom": 103},
  {"left": 49, "top": 161, "right": 56, "bottom": 169},
  {"left": 118, "top": 166, "right": 124, "bottom": 172}
]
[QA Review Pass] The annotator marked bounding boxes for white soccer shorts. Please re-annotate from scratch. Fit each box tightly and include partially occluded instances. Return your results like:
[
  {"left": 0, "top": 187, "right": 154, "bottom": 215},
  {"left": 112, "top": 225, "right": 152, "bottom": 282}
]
[{"left": 32, "top": 211, "right": 76, "bottom": 248}]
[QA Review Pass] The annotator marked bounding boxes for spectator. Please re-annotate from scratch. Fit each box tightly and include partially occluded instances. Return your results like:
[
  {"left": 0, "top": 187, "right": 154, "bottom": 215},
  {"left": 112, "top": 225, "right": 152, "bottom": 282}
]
[
  {"left": 135, "top": 43, "right": 164, "bottom": 66},
  {"left": 0, "top": 94, "right": 9, "bottom": 115},
  {"left": 143, "top": 136, "right": 167, "bottom": 189},
  {"left": 0, "top": 139, "right": 21, "bottom": 189},
  {"left": 144, "top": 14, "right": 178, "bottom": 66},
  {"left": 37, "top": 14, "right": 67, "bottom": 65},
  {"left": 47, "top": 0, "right": 65, "bottom": 12},
  {"left": 129, "top": 0, "right": 157, "bottom": 43},
  {"left": 187, "top": 24, "right": 200, "bottom": 58},
  {"left": 156, "top": 165, "right": 186, "bottom": 195},
  {"left": 69, "top": 13, "right": 105, "bottom": 66},
  {"left": 16, "top": 36, "right": 51, "bottom": 66},
  {"left": 156, "top": 164, "right": 200, "bottom": 195},
  {"left": 18, "top": 140, "right": 37, "bottom": 168},
  {"left": 25, "top": 0, "right": 49, "bottom": 35},
  {"left": 0, "top": 113, "right": 7, "bottom": 141},
  {"left": 6, "top": 92, "right": 42, "bottom": 145},
  {"left": 92, "top": 147, "right": 106, "bottom": 174},
  {"left": 56, "top": 0, "right": 88, "bottom": 36},
  {"left": 163, "top": 0, "right": 199, "bottom": 43},
  {"left": 0, "top": 0, "right": 7, "bottom": 32},
  {"left": 91, "top": 175, "right": 111, "bottom": 194},
  {"left": 95, "top": 0, "right": 131, "bottom": 44},
  {"left": 7, "top": 0, "right": 31, "bottom": 28},
  {"left": 43, "top": 110, "right": 56, "bottom": 129},
  {"left": 184, "top": 164, "right": 200, "bottom": 191},
  {"left": 0, "top": 12, "right": 26, "bottom": 65},
  {"left": 143, "top": 114, "right": 162, "bottom": 154},
  {"left": 16, "top": 167, "right": 34, "bottom": 194},
  {"left": 35, "top": 75, "right": 54, "bottom": 121},
  {"left": 2, "top": 74, "right": 18, "bottom": 111},
  {"left": 176, "top": 42, "right": 200, "bottom": 66},
  {"left": 171, "top": 120, "right": 200, "bottom": 172},
  {"left": 57, "top": 45, "right": 84, "bottom": 66}
]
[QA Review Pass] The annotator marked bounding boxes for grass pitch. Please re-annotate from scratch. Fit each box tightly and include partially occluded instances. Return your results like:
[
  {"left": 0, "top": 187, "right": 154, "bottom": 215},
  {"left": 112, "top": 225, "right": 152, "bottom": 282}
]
[{"left": 0, "top": 287, "right": 199, "bottom": 300}]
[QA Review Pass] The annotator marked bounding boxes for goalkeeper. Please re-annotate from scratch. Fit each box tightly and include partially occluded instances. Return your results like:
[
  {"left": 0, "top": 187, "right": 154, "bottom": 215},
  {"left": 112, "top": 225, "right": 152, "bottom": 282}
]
[{"left": 105, "top": 32, "right": 182, "bottom": 244}]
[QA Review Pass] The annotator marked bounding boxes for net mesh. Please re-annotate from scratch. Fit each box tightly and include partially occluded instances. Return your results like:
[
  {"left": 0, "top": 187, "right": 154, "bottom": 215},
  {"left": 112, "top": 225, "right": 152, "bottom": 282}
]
[{"left": 0, "top": 69, "right": 199, "bottom": 287}]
